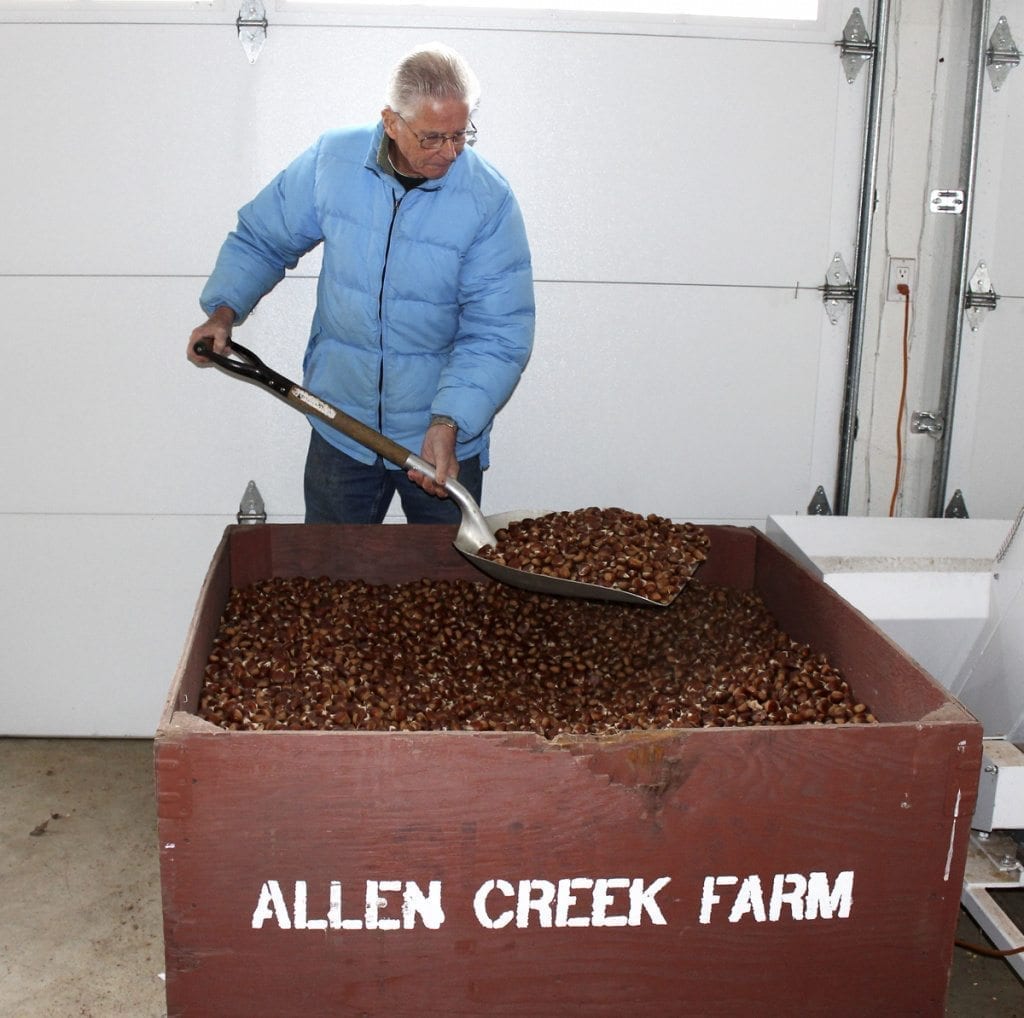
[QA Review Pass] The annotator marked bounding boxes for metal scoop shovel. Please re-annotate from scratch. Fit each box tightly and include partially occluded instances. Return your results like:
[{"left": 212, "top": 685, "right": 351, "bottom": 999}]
[{"left": 193, "top": 340, "right": 686, "bottom": 606}]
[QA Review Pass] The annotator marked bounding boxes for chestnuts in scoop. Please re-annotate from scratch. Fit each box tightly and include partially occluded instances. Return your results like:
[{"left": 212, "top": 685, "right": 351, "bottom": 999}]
[{"left": 475, "top": 507, "right": 709, "bottom": 602}]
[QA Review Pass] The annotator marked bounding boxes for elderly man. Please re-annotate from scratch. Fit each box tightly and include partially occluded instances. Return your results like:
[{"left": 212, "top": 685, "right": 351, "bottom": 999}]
[{"left": 188, "top": 43, "right": 535, "bottom": 524}]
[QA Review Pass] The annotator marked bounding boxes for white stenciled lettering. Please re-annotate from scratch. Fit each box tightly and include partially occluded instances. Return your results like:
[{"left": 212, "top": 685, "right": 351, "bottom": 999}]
[
  {"left": 629, "top": 877, "right": 671, "bottom": 926},
  {"left": 293, "top": 880, "right": 328, "bottom": 930},
  {"left": 252, "top": 880, "right": 292, "bottom": 930},
  {"left": 517, "top": 879, "right": 556, "bottom": 928},
  {"left": 592, "top": 877, "right": 631, "bottom": 927},
  {"left": 328, "top": 880, "right": 342, "bottom": 928},
  {"left": 700, "top": 871, "right": 854, "bottom": 924},
  {"left": 805, "top": 871, "right": 853, "bottom": 920},
  {"left": 728, "top": 875, "right": 766, "bottom": 924},
  {"left": 474, "top": 879, "right": 515, "bottom": 929},
  {"left": 365, "top": 880, "right": 402, "bottom": 931},
  {"left": 402, "top": 880, "right": 445, "bottom": 930},
  {"left": 253, "top": 880, "right": 446, "bottom": 932},
  {"left": 326, "top": 880, "right": 363, "bottom": 929},
  {"left": 699, "top": 875, "right": 737, "bottom": 925},
  {"left": 555, "top": 878, "right": 594, "bottom": 928},
  {"left": 768, "top": 873, "right": 807, "bottom": 921},
  {"left": 475, "top": 877, "right": 671, "bottom": 930}
]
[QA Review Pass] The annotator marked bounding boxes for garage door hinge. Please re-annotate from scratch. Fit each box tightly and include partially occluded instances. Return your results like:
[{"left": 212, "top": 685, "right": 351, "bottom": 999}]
[
  {"left": 237, "top": 0, "right": 268, "bottom": 64},
  {"left": 822, "top": 252, "right": 855, "bottom": 324},
  {"left": 965, "top": 262, "right": 1000, "bottom": 331},
  {"left": 837, "top": 8, "right": 874, "bottom": 84},
  {"left": 987, "top": 16, "right": 1020, "bottom": 92},
  {"left": 237, "top": 480, "right": 267, "bottom": 524},
  {"left": 944, "top": 490, "right": 970, "bottom": 519},
  {"left": 807, "top": 486, "right": 833, "bottom": 516}
]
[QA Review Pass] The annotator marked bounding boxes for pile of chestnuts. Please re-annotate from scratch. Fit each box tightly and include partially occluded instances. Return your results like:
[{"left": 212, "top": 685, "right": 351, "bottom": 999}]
[
  {"left": 198, "top": 575, "right": 876, "bottom": 738},
  {"left": 474, "top": 507, "right": 709, "bottom": 603}
]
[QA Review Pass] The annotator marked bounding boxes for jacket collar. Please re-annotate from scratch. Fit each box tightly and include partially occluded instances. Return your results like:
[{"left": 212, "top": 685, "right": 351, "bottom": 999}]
[{"left": 366, "top": 120, "right": 454, "bottom": 192}]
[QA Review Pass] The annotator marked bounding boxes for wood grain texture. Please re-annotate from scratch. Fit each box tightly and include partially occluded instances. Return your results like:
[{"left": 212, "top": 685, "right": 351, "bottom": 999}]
[{"left": 157, "top": 524, "right": 982, "bottom": 1017}]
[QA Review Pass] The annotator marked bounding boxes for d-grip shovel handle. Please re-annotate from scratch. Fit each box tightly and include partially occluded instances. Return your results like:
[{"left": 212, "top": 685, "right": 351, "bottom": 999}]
[{"left": 193, "top": 339, "right": 418, "bottom": 473}]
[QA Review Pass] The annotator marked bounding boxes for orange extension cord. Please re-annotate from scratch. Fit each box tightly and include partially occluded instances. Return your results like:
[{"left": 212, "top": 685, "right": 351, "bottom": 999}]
[
  {"left": 888, "top": 282, "right": 911, "bottom": 517},
  {"left": 881, "top": 288, "right": 1024, "bottom": 960},
  {"left": 955, "top": 937, "right": 1024, "bottom": 958}
]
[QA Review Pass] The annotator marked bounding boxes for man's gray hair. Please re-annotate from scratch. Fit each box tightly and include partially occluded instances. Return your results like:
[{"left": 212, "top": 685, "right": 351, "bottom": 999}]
[{"left": 386, "top": 43, "right": 481, "bottom": 118}]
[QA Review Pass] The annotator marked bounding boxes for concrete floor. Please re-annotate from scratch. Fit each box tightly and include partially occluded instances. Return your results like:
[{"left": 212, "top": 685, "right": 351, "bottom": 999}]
[
  {"left": 1, "top": 738, "right": 1023, "bottom": 1017},
  {"left": 1, "top": 739, "right": 165, "bottom": 1017}
]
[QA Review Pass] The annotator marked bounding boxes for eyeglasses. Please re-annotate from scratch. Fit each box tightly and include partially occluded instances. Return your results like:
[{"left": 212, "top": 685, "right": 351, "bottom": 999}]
[{"left": 395, "top": 112, "right": 477, "bottom": 151}]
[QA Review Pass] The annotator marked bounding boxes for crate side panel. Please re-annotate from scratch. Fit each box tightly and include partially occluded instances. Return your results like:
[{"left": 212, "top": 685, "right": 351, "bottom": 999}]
[
  {"left": 158, "top": 723, "right": 979, "bottom": 1017},
  {"left": 696, "top": 524, "right": 758, "bottom": 589},
  {"left": 226, "top": 522, "right": 757, "bottom": 593},
  {"left": 228, "top": 523, "right": 481, "bottom": 587},
  {"left": 159, "top": 527, "right": 233, "bottom": 728},
  {"left": 754, "top": 532, "right": 961, "bottom": 723}
]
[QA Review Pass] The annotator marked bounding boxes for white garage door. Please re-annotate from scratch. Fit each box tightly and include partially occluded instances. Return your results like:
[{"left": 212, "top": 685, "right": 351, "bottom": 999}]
[
  {"left": 943, "top": 4, "right": 1024, "bottom": 522},
  {"left": 0, "top": 1, "right": 873, "bottom": 734}
]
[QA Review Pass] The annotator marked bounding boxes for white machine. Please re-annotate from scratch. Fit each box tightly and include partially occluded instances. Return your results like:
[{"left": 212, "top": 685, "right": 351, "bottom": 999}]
[{"left": 766, "top": 511, "right": 1024, "bottom": 977}]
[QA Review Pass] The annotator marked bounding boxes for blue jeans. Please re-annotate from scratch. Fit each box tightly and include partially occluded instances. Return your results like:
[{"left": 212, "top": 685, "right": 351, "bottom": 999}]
[{"left": 303, "top": 428, "right": 483, "bottom": 524}]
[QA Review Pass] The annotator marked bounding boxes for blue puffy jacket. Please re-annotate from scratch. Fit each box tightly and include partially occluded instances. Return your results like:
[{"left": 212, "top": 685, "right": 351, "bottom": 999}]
[{"left": 200, "top": 122, "right": 535, "bottom": 469}]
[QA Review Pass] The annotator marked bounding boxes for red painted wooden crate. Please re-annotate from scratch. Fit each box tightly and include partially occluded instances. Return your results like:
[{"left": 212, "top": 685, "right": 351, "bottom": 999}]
[{"left": 156, "top": 523, "right": 981, "bottom": 1017}]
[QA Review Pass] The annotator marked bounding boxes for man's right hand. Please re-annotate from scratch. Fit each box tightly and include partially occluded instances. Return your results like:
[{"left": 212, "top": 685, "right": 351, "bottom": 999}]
[{"left": 187, "top": 306, "right": 236, "bottom": 364}]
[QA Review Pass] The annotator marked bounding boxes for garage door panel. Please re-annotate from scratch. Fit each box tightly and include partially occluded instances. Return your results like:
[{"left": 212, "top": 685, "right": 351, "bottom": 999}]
[
  {"left": 970, "top": 312, "right": 1024, "bottom": 504},
  {"left": 1, "top": 20, "right": 858, "bottom": 289},
  {"left": 485, "top": 282, "right": 831, "bottom": 524},
  {"left": 1, "top": 276, "right": 313, "bottom": 517},
  {"left": 0, "top": 514, "right": 231, "bottom": 737},
  {"left": 1, "top": 2, "right": 869, "bottom": 738},
  {"left": 947, "top": 300, "right": 1024, "bottom": 519},
  {"left": 2, "top": 26, "right": 256, "bottom": 276},
  {"left": 492, "top": 35, "right": 849, "bottom": 285},
  {"left": 1, "top": 25, "right": 400, "bottom": 277},
  {"left": 5, "top": 273, "right": 837, "bottom": 524},
  {"left": 947, "top": 1, "right": 1024, "bottom": 519},
  {"left": 983, "top": 90, "right": 1024, "bottom": 296}
]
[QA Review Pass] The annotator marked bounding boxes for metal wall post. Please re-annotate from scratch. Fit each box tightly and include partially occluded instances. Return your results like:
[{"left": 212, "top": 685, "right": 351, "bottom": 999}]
[
  {"left": 929, "top": 0, "right": 991, "bottom": 517},
  {"left": 835, "top": 0, "right": 891, "bottom": 515}
]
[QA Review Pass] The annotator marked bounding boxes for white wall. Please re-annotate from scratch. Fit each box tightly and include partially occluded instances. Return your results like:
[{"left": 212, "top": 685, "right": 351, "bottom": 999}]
[
  {"left": 851, "top": 0, "right": 1024, "bottom": 521},
  {"left": 1, "top": 1, "right": 1015, "bottom": 735}
]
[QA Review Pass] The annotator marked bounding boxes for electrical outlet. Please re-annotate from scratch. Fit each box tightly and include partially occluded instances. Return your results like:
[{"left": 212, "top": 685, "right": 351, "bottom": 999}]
[{"left": 888, "top": 257, "right": 914, "bottom": 300}]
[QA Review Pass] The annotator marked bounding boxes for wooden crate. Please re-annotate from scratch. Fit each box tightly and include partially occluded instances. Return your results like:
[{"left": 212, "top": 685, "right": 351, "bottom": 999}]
[{"left": 156, "top": 524, "right": 981, "bottom": 1017}]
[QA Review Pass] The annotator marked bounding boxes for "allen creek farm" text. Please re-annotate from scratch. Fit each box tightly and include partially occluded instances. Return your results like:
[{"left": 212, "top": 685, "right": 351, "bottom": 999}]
[{"left": 250, "top": 870, "right": 855, "bottom": 931}]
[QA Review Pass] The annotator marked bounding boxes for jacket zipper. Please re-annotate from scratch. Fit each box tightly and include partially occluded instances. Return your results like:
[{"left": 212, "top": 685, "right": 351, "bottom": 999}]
[{"left": 377, "top": 191, "right": 404, "bottom": 434}]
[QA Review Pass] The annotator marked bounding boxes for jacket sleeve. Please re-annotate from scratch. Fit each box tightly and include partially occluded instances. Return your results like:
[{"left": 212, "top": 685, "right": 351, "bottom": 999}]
[
  {"left": 200, "top": 140, "right": 325, "bottom": 324},
  {"left": 431, "top": 189, "right": 536, "bottom": 440}
]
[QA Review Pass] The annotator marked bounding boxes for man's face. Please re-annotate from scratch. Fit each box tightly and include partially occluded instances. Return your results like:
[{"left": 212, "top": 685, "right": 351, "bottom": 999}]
[{"left": 382, "top": 98, "right": 473, "bottom": 180}]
